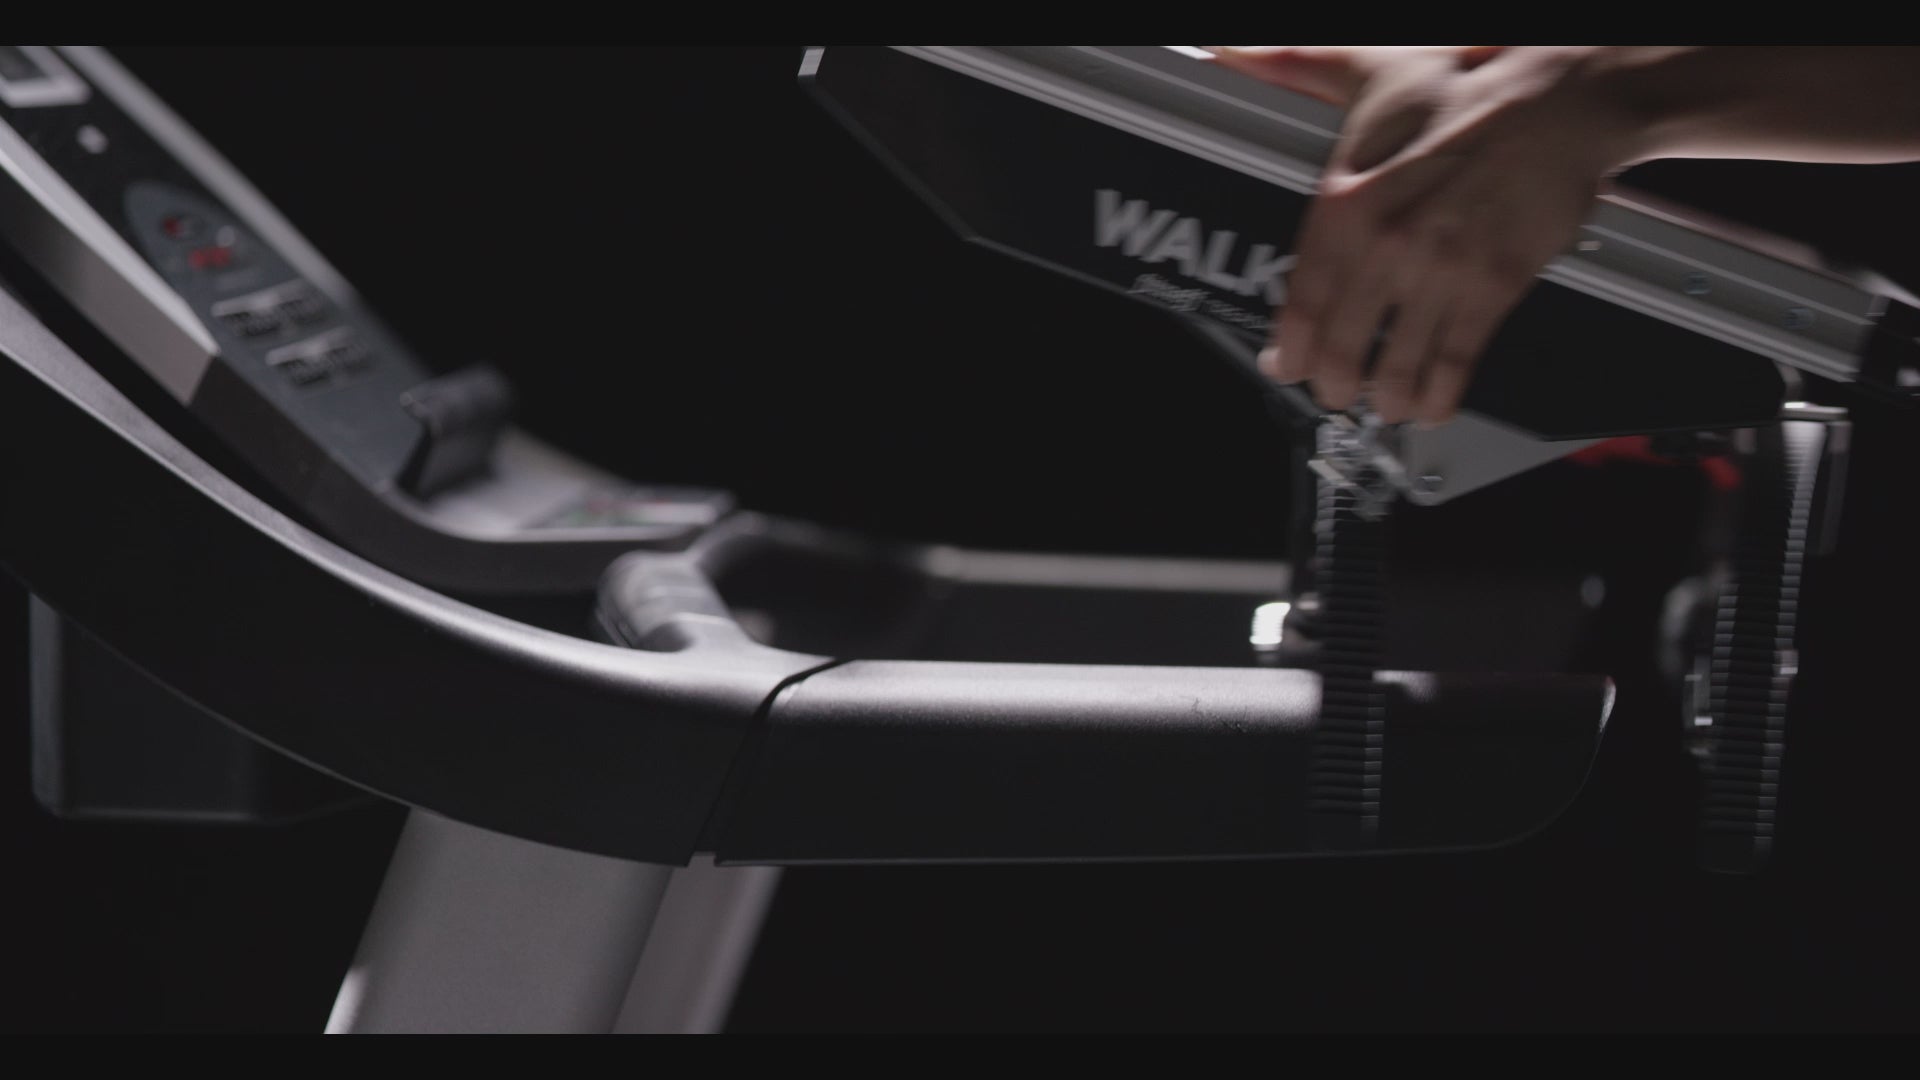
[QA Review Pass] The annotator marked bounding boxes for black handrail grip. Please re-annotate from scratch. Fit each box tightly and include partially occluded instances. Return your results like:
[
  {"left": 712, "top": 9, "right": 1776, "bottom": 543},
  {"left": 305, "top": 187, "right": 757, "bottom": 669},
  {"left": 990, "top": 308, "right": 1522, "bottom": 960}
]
[{"left": 714, "top": 664, "right": 1612, "bottom": 863}]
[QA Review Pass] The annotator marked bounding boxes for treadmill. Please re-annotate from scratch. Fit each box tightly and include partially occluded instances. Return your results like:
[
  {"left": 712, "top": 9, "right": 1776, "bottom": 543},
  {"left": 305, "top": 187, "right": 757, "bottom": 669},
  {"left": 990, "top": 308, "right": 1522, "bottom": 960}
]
[{"left": 0, "top": 45, "right": 1906, "bottom": 1032}]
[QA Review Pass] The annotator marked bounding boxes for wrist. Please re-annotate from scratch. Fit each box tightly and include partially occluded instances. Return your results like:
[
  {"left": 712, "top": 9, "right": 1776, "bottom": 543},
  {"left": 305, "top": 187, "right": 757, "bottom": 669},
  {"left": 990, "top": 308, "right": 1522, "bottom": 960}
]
[
  {"left": 1574, "top": 46, "right": 1728, "bottom": 169},
  {"left": 1484, "top": 46, "right": 1674, "bottom": 178}
]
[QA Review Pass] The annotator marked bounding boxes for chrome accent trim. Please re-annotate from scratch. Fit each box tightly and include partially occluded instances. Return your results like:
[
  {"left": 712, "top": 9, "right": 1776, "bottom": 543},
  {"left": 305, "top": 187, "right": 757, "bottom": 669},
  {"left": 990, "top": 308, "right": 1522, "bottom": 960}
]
[
  {"left": 0, "top": 109, "right": 216, "bottom": 400},
  {"left": 892, "top": 46, "right": 1880, "bottom": 383}
]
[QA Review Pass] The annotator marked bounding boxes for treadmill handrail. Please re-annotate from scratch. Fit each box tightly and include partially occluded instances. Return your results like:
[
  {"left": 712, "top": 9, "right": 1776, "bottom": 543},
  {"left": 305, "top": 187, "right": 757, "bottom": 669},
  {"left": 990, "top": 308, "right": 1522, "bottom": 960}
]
[
  {"left": 599, "top": 537, "right": 1615, "bottom": 863},
  {"left": 3, "top": 283, "right": 1611, "bottom": 864},
  {"left": 0, "top": 287, "right": 827, "bottom": 863}
]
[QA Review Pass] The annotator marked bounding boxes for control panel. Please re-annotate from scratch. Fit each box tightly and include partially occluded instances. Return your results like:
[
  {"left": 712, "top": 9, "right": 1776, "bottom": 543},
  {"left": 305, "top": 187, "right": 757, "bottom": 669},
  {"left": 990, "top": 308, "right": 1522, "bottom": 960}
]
[
  {"left": 0, "top": 47, "right": 732, "bottom": 589},
  {"left": 0, "top": 50, "right": 431, "bottom": 489},
  {"left": 135, "top": 187, "right": 352, "bottom": 386}
]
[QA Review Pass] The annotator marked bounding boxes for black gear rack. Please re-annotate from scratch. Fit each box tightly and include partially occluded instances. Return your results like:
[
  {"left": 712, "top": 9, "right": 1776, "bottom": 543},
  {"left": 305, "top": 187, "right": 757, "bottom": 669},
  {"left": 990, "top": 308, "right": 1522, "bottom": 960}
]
[{"left": 1693, "top": 414, "right": 1843, "bottom": 873}]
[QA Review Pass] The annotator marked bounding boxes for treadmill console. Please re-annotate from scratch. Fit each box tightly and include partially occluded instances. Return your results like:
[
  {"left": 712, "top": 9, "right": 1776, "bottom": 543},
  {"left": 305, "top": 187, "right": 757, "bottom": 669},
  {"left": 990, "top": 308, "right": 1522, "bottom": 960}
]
[
  {"left": 0, "top": 46, "right": 731, "bottom": 594},
  {"left": 0, "top": 47, "right": 422, "bottom": 475}
]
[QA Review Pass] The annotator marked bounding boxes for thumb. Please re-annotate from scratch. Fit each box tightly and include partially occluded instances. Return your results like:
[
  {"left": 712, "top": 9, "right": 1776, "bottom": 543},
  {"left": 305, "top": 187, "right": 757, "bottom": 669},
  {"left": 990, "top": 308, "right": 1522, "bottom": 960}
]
[{"left": 1202, "top": 46, "right": 1373, "bottom": 107}]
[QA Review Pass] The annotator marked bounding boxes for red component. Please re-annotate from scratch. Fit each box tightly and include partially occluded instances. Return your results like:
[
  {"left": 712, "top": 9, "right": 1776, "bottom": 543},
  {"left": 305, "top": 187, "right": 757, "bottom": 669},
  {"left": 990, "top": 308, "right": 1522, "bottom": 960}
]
[
  {"left": 1566, "top": 435, "right": 1662, "bottom": 468},
  {"left": 160, "top": 214, "right": 198, "bottom": 240},
  {"left": 1699, "top": 456, "right": 1742, "bottom": 492},
  {"left": 1566, "top": 435, "right": 1741, "bottom": 491},
  {"left": 187, "top": 245, "right": 234, "bottom": 271}
]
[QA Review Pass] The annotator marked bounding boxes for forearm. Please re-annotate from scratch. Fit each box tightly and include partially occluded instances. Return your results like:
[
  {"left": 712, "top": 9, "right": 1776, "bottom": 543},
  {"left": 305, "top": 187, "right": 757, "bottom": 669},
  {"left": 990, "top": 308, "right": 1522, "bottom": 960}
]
[
  {"left": 1590, "top": 46, "right": 1920, "bottom": 167},
  {"left": 1210, "top": 43, "right": 1920, "bottom": 422}
]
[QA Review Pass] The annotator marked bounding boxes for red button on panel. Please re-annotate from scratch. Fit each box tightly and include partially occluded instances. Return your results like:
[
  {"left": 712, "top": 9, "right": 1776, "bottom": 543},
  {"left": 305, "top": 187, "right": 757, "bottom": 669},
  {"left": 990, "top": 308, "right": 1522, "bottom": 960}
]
[
  {"left": 160, "top": 213, "right": 201, "bottom": 241},
  {"left": 187, "top": 245, "right": 234, "bottom": 271}
]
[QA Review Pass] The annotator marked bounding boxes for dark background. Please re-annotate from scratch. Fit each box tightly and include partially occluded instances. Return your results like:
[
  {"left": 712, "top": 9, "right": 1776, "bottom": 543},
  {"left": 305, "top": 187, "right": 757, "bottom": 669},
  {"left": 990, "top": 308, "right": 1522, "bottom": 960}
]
[{"left": 3, "top": 46, "right": 1918, "bottom": 1031}]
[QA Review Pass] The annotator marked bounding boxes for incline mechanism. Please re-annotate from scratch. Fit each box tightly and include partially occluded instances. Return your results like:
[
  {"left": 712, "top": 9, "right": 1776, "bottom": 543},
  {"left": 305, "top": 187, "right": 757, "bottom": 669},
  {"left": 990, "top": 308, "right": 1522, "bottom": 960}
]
[{"left": 803, "top": 45, "right": 1912, "bottom": 870}]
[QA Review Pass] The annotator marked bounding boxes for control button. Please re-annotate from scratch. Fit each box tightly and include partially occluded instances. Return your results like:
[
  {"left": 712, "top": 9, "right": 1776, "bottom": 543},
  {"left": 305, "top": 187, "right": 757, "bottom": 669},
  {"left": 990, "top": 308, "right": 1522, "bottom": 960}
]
[
  {"left": 75, "top": 124, "right": 108, "bottom": 155},
  {"left": 159, "top": 213, "right": 202, "bottom": 242},
  {"left": 275, "top": 286, "right": 328, "bottom": 327},
  {"left": 275, "top": 355, "right": 331, "bottom": 387},
  {"left": 216, "top": 307, "right": 281, "bottom": 338},
  {"left": 395, "top": 365, "right": 514, "bottom": 497},
  {"left": 209, "top": 281, "right": 325, "bottom": 340},
  {"left": 332, "top": 341, "right": 373, "bottom": 373},
  {"left": 188, "top": 244, "right": 236, "bottom": 271},
  {"left": 185, "top": 225, "right": 248, "bottom": 272},
  {"left": 265, "top": 328, "right": 371, "bottom": 389},
  {"left": 321, "top": 335, "right": 372, "bottom": 374},
  {"left": 210, "top": 286, "right": 285, "bottom": 339}
]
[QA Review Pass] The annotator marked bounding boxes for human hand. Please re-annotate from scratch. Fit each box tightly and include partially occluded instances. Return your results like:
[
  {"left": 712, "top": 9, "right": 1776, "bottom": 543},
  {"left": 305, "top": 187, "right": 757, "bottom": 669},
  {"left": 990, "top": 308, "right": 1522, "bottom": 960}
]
[{"left": 1207, "top": 46, "right": 1646, "bottom": 425}]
